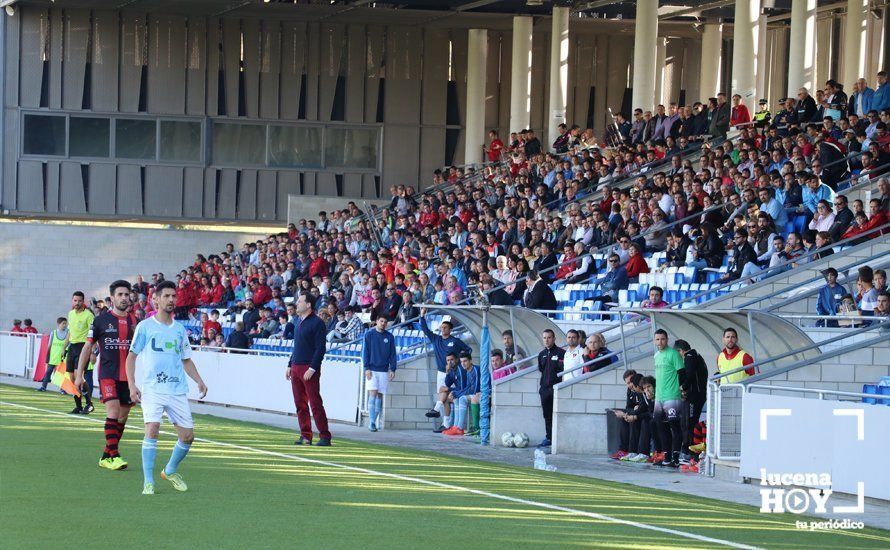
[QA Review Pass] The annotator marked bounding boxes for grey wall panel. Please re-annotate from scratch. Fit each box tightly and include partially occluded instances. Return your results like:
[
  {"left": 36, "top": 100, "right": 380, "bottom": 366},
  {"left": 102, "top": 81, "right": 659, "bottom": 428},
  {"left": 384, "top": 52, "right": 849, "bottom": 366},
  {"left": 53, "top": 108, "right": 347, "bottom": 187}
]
[
  {"left": 118, "top": 14, "right": 144, "bottom": 113},
  {"left": 362, "top": 173, "right": 377, "bottom": 199},
  {"left": 145, "top": 166, "right": 183, "bottom": 218},
  {"left": 529, "top": 27, "right": 548, "bottom": 137},
  {"left": 684, "top": 40, "right": 701, "bottom": 107},
  {"left": 46, "top": 162, "right": 60, "bottom": 212},
  {"left": 593, "top": 35, "right": 609, "bottom": 137},
  {"left": 383, "top": 126, "right": 420, "bottom": 189},
  {"left": 203, "top": 168, "right": 218, "bottom": 218},
  {"left": 452, "top": 28, "right": 468, "bottom": 131},
  {"left": 365, "top": 26, "right": 386, "bottom": 122},
  {"left": 62, "top": 10, "right": 90, "bottom": 110},
  {"left": 186, "top": 16, "right": 207, "bottom": 116},
  {"left": 498, "top": 30, "right": 512, "bottom": 134},
  {"left": 148, "top": 15, "right": 186, "bottom": 114},
  {"left": 303, "top": 172, "right": 317, "bottom": 195},
  {"left": 421, "top": 29, "right": 448, "bottom": 126},
  {"left": 259, "top": 20, "right": 281, "bottom": 120},
  {"left": 222, "top": 18, "right": 240, "bottom": 117},
  {"left": 237, "top": 169, "right": 257, "bottom": 220},
  {"left": 256, "top": 170, "right": 277, "bottom": 221},
  {"left": 19, "top": 8, "right": 46, "bottom": 109},
  {"left": 183, "top": 167, "right": 204, "bottom": 218},
  {"left": 279, "top": 21, "right": 306, "bottom": 120},
  {"left": 59, "top": 162, "right": 87, "bottom": 214},
  {"left": 364, "top": 26, "right": 384, "bottom": 124},
  {"left": 572, "top": 35, "right": 595, "bottom": 129},
  {"left": 87, "top": 163, "right": 116, "bottom": 215},
  {"left": 305, "top": 23, "right": 320, "bottom": 120},
  {"left": 343, "top": 173, "right": 362, "bottom": 198},
  {"left": 49, "top": 10, "right": 63, "bottom": 109},
  {"left": 485, "top": 31, "right": 501, "bottom": 132},
  {"left": 16, "top": 161, "right": 45, "bottom": 212},
  {"left": 242, "top": 18, "right": 260, "bottom": 118},
  {"left": 318, "top": 23, "right": 344, "bottom": 122},
  {"left": 606, "top": 36, "right": 631, "bottom": 133},
  {"left": 4, "top": 7, "right": 20, "bottom": 108},
  {"left": 664, "top": 38, "right": 683, "bottom": 105},
  {"left": 345, "top": 24, "right": 365, "bottom": 123},
  {"left": 91, "top": 10, "right": 120, "bottom": 112},
  {"left": 277, "top": 172, "right": 300, "bottom": 220},
  {"left": 205, "top": 17, "right": 220, "bottom": 116},
  {"left": 565, "top": 31, "right": 576, "bottom": 129},
  {"left": 116, "top": 164, "right": 143, "bottom": 216},
  {"left": 384, "top": 27, "right": 422, "bottom": 125},
  {"left": 316, "top": 172, "right": 337, "bottom": 197},
  {"left": 420, "top": 127, "right": 446, "bottom": 190}
]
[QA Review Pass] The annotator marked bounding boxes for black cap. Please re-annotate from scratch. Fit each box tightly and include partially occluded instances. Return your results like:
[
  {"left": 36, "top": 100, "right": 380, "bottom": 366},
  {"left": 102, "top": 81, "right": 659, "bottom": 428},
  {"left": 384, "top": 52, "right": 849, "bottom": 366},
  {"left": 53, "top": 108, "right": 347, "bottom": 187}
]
[{"left": 759, "top": 99, "right": 768, "bottom": 104}]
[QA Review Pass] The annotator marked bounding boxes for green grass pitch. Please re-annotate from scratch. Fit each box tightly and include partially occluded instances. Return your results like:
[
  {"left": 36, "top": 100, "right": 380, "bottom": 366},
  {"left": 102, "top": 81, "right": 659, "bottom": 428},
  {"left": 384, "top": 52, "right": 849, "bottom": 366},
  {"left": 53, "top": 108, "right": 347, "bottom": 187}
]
[{"left": 1, "top": 384, "right": 888, "bottom": 549}]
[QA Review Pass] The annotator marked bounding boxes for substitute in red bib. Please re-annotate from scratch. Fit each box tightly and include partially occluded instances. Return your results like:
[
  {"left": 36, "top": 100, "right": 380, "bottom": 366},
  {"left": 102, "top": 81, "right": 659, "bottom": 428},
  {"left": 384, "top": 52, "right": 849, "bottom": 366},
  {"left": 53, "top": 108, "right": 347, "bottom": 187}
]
[{"left": 76, "top": 280, "right": 137, "bottom": 471}]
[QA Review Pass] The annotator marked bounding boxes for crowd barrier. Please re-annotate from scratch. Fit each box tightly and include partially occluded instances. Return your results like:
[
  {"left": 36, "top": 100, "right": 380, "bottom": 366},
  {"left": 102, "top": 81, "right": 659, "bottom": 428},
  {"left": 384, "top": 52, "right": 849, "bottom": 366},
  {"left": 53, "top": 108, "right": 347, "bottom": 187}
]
[{"left": 0, "top": 333, "right": 363, "bottom": 425}]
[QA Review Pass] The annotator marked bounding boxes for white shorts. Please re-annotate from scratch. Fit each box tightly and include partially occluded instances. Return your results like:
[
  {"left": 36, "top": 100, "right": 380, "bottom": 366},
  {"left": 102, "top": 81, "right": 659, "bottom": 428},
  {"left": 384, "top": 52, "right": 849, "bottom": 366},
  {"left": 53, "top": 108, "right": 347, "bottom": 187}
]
[
  {"left": 366, "top": 370, "right": 390, "bottom": 394},
  {"left": 436, "top": 371, "right": 447, "bottom": 396},
  {"left": 141, "top": 392, "right": 194, "bottom": 429}
]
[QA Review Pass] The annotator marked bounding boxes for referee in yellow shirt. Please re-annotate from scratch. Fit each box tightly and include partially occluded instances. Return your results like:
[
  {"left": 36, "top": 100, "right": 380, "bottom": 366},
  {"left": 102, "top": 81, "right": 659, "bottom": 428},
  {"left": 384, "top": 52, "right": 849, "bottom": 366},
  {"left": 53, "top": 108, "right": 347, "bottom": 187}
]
[{"left": 67, "top": 291, "right": 95, "bottom": 414}]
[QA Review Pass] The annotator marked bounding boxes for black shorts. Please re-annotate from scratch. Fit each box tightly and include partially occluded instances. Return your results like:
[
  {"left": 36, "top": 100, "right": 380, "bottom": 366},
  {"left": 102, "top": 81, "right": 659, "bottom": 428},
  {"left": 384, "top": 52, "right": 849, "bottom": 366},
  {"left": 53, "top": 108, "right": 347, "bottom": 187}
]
[
  {"left": 99, "top": 379, "right": 133, "bottom": 406},
  {"left": 654, "top": 400, "right": 682, "bottom": 421},
  {"left": 66, "top": 343, "right": 85, "bottom": 373}
]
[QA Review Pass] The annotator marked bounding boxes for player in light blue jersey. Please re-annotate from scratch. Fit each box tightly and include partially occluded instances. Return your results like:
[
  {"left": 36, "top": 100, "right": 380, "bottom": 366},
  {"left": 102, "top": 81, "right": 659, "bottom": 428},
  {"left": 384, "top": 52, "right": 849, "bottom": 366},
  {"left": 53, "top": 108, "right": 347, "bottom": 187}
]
[{"left": 126, "top": 280, "right": 208, "bottom": 496}]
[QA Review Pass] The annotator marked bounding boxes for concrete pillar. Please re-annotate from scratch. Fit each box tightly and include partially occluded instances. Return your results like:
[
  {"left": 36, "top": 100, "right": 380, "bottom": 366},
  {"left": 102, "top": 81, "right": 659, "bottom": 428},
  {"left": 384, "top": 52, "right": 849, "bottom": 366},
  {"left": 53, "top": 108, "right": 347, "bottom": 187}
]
[
  {"left": 548, "top": 6, "right": 569, "bottom": 148},
  {"left": 465, "top": 29, "right": 488, "bottom": 167},
  {"left": 842, "top": 0, "right": 868, "bottom": 87},
  {"left": 510, "top": 16, "right": 533, "bottom": 134},
  {"left": 700, "top": 22, "right": 722, "bottom": 99},
  {"left": 654, "top": 37, "right": 667, "bottom": 105},
  {"left": 756, "top": 14, "right": 769, "bottom": 101},
  {"left": 631, "top": 0, "right": 659, "bottom": 111},
  {"left": 788, "top": 0, "right": 817, "bottom": 94},
  {"left": 731, "top": 0, "right": 760, "bottom": 102}
]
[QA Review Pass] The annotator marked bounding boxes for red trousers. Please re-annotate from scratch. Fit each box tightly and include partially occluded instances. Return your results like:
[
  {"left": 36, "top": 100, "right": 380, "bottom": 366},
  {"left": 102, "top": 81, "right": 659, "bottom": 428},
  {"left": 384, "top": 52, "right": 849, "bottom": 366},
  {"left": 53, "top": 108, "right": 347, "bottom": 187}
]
[{"left": 290, "top": 363, "right": 331, "bottom": 441}]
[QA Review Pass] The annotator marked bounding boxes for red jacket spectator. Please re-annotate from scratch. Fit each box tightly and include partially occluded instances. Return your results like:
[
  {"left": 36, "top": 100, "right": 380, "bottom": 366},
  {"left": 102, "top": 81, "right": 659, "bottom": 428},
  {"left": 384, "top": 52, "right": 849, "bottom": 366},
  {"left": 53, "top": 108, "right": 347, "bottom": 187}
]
[
  {"left": 199, "top": 285, "right": 214, "bottom": 306},
  {"left": 211, "top": 284, "right": 225, "bottom": 304},
  {"left": 10, "top": 321, "right": 25, "bottom": 335},
  {"left": 486, "top": 136, "right": 505, "bottom": 162},
  {"left": 308, "top": 256, "right": 329, "bottom": 279},
  {"left": 419, "top": 210, "right": 440, "bottom": 228},
  {"left": 252, "top": 283, "right": 272, "bottom": 306},
  {"left": 730, "top": 103, "right": 751, "bottom": 127},
  {"left": 555, "top": 252, "right": 578, "bottom": 280},
  {"left": 203, "top": 318, "right": 222, "bottom": 339},
  {"left": 625, "top": 254, "right": 650, "bottom": 279}
]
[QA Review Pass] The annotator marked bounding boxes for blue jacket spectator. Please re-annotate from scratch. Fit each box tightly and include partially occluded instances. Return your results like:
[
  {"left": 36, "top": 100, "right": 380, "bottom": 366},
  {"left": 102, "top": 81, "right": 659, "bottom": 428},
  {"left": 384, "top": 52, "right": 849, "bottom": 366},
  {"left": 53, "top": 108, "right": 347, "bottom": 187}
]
[
  {"left": 288, "top": 313, "right": 327, "bottom": 372},
  {"left": 848, "top": 84, "right": 874, "bottom": 117},
  {"left": 871, "top": 72, "right": 889, "bottom": 112},
  {"left": 600, "top": 260, "right": 629, "bottom": 300},
  {"left": 802, "top": 177, "right": 835, "bottom": 214},
  {"left": 816, "top": 268, "right": 846, "bottom": 327}
]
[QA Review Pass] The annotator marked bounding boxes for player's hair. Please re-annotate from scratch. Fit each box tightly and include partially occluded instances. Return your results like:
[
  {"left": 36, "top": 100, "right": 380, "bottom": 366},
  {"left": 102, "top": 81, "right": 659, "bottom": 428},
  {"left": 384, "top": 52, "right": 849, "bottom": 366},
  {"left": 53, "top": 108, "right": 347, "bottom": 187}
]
[
  {"left": 440, "top": 319, "right": 453, "bottom": 328},
  {"left": 445, "top": 351, "right": 458, "bottom": 359},
  {"left": 642, "top": 375, "right": 656, "bottom": 388},
  {"left": 298, "top": 292, "right": 314, "bottom": 310},
  {"left": 631, "top": 373, "right": 643, "bottom": 387},
  {"left": 502, "top": 329, "right": 513, "bottom": 337},
  {"left": 723, "top": 327, "right": 738, "bottom": 337},
  {"left": 72, "top": 291, "right": 85, "bottom": 299},
  {"left": 622, "top": 369, "right": 637, "bottom": 381},
  {"left": 654, "top": 328, "right": 668, "bottom": 337},
  {"left": 490, "top": 348, "right": 504, "bottom": 359},
  {"left": 156, "top": 280, "right": 177, "bottom": 295},
  {"left": 56, "top": 317, "right": 66, "bottom": 324},
  {"left": 542, "top": 328, "right": 555, "bottom": 337},
  {"left": 566, "top": 329, "right": 579, "bottom": 337},
  {"left": 674, "top": 339, "right": 691, "bottom": 352},
  {"left": 109, "top": 279, "right": 132, "bottom": 295}
]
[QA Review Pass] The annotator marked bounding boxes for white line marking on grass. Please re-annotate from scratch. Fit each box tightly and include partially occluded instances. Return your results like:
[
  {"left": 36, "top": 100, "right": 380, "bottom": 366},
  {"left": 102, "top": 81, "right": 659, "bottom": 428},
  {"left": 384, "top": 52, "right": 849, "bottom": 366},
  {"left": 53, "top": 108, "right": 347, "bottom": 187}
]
[{"left": 1, "top": 400, "right": 758, "bottom": 550}]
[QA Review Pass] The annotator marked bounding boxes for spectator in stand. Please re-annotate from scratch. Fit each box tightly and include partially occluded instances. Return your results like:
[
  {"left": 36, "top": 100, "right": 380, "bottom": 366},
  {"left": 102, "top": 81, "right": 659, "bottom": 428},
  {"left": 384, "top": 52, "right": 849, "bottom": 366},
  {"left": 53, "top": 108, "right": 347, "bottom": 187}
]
[
  {"left": 502, "top": 330, "right": 526, "bottom": 366},
  {"left": 872, "top": 71, "right": 890, "bottom": 112},
  {"left": 523, "top": 270, "right": 557, "bottom": 311},
  {"left": 202, "top": 311, "right": 222, "bottom": 340},
  {"left": 808, "top": 200, "right": 835, "bottom": 232},
  {"left": 875, "top": 291, "right": 890, "bottom": 317},
  {"left": 641, "top": 286, "right": 668, "bottom": 309},
  {"left": 536, "top": 329, "right": 565, "bottom": 448},
  {"left": 582, "top": 333, "right": 615, "bottom": 374},
  {"left": 730, "top": 95, "right": 751, "bottom": 127},
  {"left": 710, "top": 93, "right": 731, "bottom": 138},
  {"left": 674, "top": 339, "right": 708, "bottom": 466},
  {"left": 721, "top": 228, "right": 757, "bottom": 282},
  {"left": 241, "top": 299, "right": 260, "bottom": 334},
  {"left": 225, "top": 322, "right": 251, "bottom": 352},
  {"left": 857, "top": 266, "right": 878, "bottom": 315},
  {"left": 849, "top": 78, "right": 875, "bottom": 118},
  {"left": 875, "top": 269, "right": 887, "bottom": 294},
  {"left": 816, "top": 268, "right": 845, "bottom": 327},
  {"left": 10, "top": 319, "right": 25, "bottom": 335},
  {"left": 624, "top": 243, "right": 650, "bottom": 281},
  {"left": 715, "top": 327, "right": 756, "bottom": 384},
  {"left": 483, "top": 130, "right": 505, "bottom": 164},
  {"left": 20, "top": 319, "right": 38, "bottom": 334}
]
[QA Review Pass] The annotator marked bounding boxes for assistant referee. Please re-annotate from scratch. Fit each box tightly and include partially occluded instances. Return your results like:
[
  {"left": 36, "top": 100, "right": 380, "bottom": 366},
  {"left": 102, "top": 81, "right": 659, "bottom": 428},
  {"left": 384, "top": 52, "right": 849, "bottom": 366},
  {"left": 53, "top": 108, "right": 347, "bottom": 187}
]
[{"left": 67, "top": 291, "right": 95, "bottom": 414}]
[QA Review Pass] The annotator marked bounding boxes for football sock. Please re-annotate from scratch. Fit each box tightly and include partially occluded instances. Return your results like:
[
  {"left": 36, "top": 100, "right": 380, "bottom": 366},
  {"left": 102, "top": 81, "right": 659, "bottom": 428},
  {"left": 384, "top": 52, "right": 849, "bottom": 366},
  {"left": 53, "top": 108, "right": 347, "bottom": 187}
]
[
  {"left": 368, "top": 395, "right": 378, "bottom": 426},
  {"left": 104, "top": 417, "right": 120, "bottom": 458},
  {"left": 469, "top": 403, "right": 480, "bottom": 432},
  {"left": 164, "top": 441, "right": 191, "bottom": 476},
  {"left": 433, "top": 401, "right": 444, "bottom": 414},
  {"left": 374, "top": 395, "right": 383, "bottom": 425},
  {"left": 456, "top": 398, "right": 468, "bottom": 430},
  {"left": 117, "top": 419, "right": 127, "bottom": 442},
  {"left": 443, "top": 410, "right": 453, "bottom": 429},
  {"left": 142, "top": 438, "right": 157, "bottom": 483},
  {"left": 74, "top": 395, "right": 83, "bottom": 410}
]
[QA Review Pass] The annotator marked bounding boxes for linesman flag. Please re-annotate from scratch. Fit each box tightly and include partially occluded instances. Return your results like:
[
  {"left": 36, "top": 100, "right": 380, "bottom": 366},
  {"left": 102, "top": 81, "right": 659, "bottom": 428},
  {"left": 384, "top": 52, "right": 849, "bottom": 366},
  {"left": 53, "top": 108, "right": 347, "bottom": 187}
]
[{"left": 50, "top": 363, "right": 81, "bottom": 397}]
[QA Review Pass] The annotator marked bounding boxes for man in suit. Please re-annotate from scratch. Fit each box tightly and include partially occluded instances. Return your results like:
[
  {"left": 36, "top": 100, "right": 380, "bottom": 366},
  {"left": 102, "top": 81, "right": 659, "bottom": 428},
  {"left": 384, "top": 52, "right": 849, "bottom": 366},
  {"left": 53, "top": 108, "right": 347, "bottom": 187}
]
[
  {"left": 523, "top": 270, "right": 557, "bottom": 311},
  {"left": 849, "top": 78, "right": 875, "bottom": 118},
  {"left": 709, "top": 93, "right": 730, "bottom": 138},
  {"left": 796, "top": 87, "right": 818, "bottom": 124},
  {"left": 534, "top": 242, "right": 559, "bottom": 284}
]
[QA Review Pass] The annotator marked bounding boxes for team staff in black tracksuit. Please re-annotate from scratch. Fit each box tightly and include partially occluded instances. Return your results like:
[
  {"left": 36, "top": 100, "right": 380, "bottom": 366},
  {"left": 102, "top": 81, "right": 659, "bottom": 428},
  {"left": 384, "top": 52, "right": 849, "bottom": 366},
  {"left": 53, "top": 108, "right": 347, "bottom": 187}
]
[
  {"left": 675, "top": 339, "right": 709, "bottom": 463},
  {"left": 611, "top": 369, "right": 639, "bottom": 458},
  {"left": 630, "top": 375, "right": 656, "bottom": 459},
  {"left": 537, "top": 329, "right": 565, "bottom": 448}
]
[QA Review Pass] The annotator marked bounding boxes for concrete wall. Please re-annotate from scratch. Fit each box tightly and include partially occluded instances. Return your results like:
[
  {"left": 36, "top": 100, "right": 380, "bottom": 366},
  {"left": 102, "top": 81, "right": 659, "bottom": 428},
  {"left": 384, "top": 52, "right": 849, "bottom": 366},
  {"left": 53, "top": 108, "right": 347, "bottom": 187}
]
[
  {"left": 491, "top": 366, "right": 546, "bottom": 446},
  {"left": 552, "top": 367, "right": 628, "bottom": 455},
  {"left": 382, "top": 353, "right": 438, "bottom": 430},
  {"left": 0, "top": 220, "right": 266, "bottom": 331}
]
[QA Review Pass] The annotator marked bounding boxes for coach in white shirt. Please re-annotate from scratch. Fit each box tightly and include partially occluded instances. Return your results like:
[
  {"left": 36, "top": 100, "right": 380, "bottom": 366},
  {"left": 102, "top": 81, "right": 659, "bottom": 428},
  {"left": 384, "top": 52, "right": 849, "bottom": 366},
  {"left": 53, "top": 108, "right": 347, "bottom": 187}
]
[{"left": 561, "top": 330, "right": 586, "bottom": 381}]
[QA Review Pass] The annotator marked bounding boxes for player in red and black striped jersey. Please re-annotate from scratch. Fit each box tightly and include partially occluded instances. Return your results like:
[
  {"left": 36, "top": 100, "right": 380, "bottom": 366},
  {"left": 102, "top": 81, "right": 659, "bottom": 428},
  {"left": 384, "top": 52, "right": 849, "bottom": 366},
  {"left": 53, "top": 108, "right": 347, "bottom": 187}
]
[{"left": 75, "top": 280, "right": 136, "bottom": 471}]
